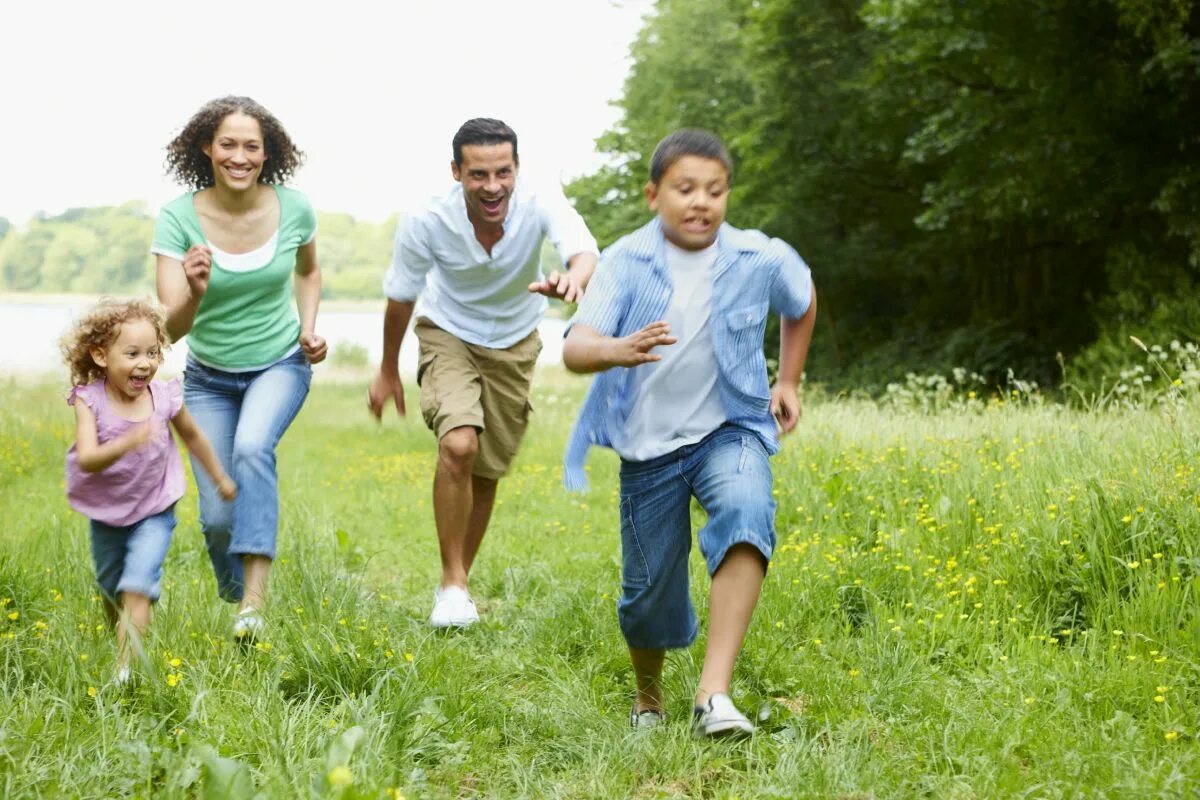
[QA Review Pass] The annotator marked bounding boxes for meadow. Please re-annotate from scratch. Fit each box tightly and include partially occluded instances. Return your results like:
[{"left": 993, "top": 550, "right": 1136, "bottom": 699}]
[{"left": 1, "top": 368, "right": 1197, "bottom": 799}]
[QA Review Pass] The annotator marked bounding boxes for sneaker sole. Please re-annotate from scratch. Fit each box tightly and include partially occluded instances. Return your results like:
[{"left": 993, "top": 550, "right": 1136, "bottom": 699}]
[{"left": 696, "top": 719, "right": 755, "bottom": 738}]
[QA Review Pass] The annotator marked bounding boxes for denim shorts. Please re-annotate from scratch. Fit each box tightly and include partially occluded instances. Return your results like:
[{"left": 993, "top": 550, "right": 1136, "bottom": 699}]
[
  {"left": 616, "top": 424, "right": 776, "bottom": 650},
  {"left": 89, "top": 505, "right": 177, "bottom": 602}
]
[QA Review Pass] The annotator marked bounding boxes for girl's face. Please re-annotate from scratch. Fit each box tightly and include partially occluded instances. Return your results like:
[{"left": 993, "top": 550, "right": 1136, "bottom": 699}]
[
  {"left": 202, "top": 112, "right": 267, "bottom": 191},
  {"left": 92, "top": 319, "right": 162, "bottom": 403}
]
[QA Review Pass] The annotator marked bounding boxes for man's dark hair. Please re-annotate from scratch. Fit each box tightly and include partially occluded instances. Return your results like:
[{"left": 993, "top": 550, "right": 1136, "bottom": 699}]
[
  {"left": 648, "top": 129, "right": 732, "bottom": 184},
  {"left": 452, "top": 118, "right": 519, "bottom": 166}
]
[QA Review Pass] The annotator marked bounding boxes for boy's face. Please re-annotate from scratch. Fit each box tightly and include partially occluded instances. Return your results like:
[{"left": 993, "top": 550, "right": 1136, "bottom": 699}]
[{"left": 645, "top": 155, "right": 730, "bottom": 251}]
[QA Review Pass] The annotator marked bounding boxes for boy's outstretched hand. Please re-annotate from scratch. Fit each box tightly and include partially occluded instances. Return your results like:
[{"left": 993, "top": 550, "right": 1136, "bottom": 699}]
[
  {"left": 563, "top": 321, "right": 676, "bottom": 373},
  {"left": 609, "top": 321, "right": 677, "bottom": 368},
  {"left": 770, "top": 381, "right": 802, "bottom": 435}
]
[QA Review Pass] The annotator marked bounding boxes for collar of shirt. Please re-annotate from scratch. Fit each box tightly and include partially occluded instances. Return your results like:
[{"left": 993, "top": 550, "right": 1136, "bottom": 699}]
[
  {"left": 429, "top": 181, "right": 525, "bottom": 258},
  {"left": 608, "top": 217, "right": 773, "bottom": 315}
]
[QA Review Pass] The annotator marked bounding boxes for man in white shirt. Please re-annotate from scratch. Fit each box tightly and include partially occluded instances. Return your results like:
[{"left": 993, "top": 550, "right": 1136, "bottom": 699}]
[{"left": 369, "top": 118, "right": 599, "bottom": 628}]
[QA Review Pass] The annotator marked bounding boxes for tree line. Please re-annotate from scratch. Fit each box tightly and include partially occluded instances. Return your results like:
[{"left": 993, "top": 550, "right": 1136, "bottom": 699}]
[
  {"left": 6, "top": 1, "right": 1197, "bottom": 388},
  {"left": 565, "top": 0, "right": 1200, "bottom": 387},
  {"left": 0, "top": 206, "right": 396, "bottom": 301}
]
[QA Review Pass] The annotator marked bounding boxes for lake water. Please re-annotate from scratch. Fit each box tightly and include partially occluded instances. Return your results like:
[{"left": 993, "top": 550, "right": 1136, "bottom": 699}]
[{"left": 0, "top": 298, "right": 567, "bottom": 379}]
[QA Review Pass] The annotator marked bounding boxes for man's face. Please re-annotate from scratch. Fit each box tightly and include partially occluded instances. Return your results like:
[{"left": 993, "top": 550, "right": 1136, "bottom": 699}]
[
  {"left": 452, "top": 142, "right": 518, "bottom": 227},
  {"left": 645, "top": 155, "right": 730, "bottom": 251}
]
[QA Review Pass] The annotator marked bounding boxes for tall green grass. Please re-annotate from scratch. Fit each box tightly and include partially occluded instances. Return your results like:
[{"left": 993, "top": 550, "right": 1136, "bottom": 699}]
[{"left": 1, "top": 373, "right": 1197, "bottom": 798}]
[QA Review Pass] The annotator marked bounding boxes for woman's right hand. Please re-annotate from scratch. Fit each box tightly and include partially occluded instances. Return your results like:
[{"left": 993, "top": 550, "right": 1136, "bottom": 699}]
[{"left": 182, "top": 244, "right": 213, "bottom": 298}]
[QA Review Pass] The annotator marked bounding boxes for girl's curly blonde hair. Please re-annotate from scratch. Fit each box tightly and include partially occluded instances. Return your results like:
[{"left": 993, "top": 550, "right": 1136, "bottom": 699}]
[{"left": 60, "top": 298, "right": 171, "bottom": 387}]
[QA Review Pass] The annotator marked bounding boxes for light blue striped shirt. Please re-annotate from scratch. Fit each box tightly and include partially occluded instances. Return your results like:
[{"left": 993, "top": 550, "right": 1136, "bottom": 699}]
[{"left": 563, "top": 217, "right": 813, "bottom": 490}]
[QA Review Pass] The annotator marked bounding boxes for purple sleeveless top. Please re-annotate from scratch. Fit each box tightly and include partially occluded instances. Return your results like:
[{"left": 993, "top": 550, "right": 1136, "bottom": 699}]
[{"left": 65, "top": 378, "right": 186, "bottom": 526}]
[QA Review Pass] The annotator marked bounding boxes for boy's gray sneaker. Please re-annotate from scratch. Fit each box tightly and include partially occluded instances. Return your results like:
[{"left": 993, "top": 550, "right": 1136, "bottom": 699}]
[
  {"left": 693, "top": 692, "right": 754, "bottom": 737},
  {"left": 630, "top": 705, "right": 667, "bottom": 730}
]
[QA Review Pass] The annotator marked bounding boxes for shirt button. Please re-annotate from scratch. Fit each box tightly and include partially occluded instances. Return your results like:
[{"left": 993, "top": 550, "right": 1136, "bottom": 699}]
[{"left": 746, "top": 313, "right": 753, "bottom": 322}]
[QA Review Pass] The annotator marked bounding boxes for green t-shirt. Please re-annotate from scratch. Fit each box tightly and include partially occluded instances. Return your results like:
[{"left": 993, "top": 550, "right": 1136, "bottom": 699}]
[{"left": 151, "top": 185, "right": 317, "bottom": 370}]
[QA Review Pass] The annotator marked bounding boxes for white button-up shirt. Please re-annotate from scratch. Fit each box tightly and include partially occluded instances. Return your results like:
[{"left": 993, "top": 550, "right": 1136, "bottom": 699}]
[{"left": 383, "top": 178, "right": 599, "bottom": 348}]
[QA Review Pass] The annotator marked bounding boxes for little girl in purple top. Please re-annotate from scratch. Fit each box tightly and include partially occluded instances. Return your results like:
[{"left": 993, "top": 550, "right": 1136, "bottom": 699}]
[{"left": 62, "top": 298, "right": 236, "bottom": 683}]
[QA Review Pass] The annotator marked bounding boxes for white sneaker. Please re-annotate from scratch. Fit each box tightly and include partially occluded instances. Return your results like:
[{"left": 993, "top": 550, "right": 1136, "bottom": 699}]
[
  {"left": 429, "top": 585, "right": 479, "bottom": 628},
  {"left": 693, "top": 692, "right": 755, "bottom": 737},
  {"left": 114, "top": 664, "right": 133, "bottom": 686},
  {"left": 232, "top": 608, "right": 264, "bottom": 642}
]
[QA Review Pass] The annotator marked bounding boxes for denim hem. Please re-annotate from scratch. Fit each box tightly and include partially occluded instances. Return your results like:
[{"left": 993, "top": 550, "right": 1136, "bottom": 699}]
[
  {"left": 704, "top": 534, "right": 773, "bottom": 577},
  {"left": 226, "top": 547, "right": 276, "bottom": 560},
  {"left": 622, "top": 628, "right": 700, "bottom": 651},
  {"left": 114, "top": 582, "right": 161, "bottom": 602}
]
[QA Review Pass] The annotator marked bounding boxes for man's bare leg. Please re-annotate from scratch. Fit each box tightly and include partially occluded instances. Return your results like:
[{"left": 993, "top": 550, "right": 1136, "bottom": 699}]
[
  {"left": 434, "top": 426, "right": 479, "bottom": 588},
  {"left": 462, "top": 475, "right": 498, "bottom": 577}
]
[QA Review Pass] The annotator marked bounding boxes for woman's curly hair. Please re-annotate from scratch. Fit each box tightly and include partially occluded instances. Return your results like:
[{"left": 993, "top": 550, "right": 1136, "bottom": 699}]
[
  {"left": 164, "top": 96, "right": 305, "bottom": 189},
  {"left": 61, "top": 298, "right": 171, "bottom": 387}
]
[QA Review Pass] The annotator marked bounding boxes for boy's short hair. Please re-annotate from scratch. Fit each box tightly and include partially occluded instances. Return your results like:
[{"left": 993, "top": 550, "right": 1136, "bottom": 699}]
[
  {"left": 452, "top": 118, "right": 519, "bottom": 166},
  {"left": 649, "top": 129, "right": 733, "bottom": 184}
]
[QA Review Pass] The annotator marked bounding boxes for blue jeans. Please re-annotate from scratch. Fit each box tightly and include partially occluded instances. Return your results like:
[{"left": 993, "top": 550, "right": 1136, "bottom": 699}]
[
  {"left": 89, "top": 505, "right": 177, "bottom": 602},
  {"left": 617, "top": 425, "right": 776, "bottom": 650},
  {"left": 183, "top": 349, "right": 311, "bottom": 602}
]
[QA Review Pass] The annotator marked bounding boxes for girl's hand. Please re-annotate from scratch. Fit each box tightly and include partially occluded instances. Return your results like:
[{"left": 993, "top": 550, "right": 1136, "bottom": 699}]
[
  {"left": 182, "top": 245, "right": 213, "bottom": 298},
  {"left": 300, "top": 332, "right": 328, "bottom": 364},
  {"left": 216, "top": 476, "right": 238, "bottom": 501}
]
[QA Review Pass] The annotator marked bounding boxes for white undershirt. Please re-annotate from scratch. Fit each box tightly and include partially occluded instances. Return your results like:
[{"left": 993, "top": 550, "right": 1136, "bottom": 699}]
[
  {"left": 614, "top": 240, "right": 726, "bottom": 461},
  {"left": 207, "top": 232, "right": 278, "bottom": 272}
]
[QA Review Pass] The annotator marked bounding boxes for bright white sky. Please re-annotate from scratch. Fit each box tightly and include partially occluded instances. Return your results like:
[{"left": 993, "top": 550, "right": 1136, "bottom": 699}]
[{"left": 1, "top": 0, "right": 654, "bottom": 226}]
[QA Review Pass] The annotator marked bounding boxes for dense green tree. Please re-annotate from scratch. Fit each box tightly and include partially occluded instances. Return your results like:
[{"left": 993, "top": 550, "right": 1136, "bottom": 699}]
[{"left": 570, "top": 0, "right": 1200, "bottom": 386}]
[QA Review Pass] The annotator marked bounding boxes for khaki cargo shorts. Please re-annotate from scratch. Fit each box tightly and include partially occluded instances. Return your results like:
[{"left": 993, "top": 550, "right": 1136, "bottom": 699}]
[{"left": 414, "top": 317, "right": 542, "bottom": 480}]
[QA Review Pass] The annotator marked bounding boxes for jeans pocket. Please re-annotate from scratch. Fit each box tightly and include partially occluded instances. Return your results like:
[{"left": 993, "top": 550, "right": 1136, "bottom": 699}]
[
  {"left": 183, "top": 356, "right": 214, "bottom": 390},
  {"left": 620, "top": 498, "right": 651, "bottom": 589}
]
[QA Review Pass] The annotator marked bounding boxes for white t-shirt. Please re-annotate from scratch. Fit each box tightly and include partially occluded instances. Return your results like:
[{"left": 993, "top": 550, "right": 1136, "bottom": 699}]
[{"left": 614, "top": 241, "right": 726, "bottom": 461}]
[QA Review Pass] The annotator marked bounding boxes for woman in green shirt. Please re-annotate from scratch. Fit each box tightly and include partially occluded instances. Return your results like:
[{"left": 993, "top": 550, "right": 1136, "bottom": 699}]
[{"left": 154, "top": 96, "right": 326, "bottom": 641}]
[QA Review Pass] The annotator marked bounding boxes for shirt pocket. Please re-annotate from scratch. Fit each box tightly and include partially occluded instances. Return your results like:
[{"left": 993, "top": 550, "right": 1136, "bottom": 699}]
[{"left": 723, "top": 301, "right": 770, "bottom": 401}]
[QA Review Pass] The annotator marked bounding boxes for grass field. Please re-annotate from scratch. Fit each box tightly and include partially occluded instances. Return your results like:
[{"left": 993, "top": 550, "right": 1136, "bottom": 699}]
[{"left": 1, "top": 370, "right": 1198, "bottom": 799}]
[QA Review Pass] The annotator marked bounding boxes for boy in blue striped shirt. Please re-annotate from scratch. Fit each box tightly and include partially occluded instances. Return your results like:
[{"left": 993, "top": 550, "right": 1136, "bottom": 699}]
[{"left": 563, "top": 129, "right": 817, "bottom": 736}]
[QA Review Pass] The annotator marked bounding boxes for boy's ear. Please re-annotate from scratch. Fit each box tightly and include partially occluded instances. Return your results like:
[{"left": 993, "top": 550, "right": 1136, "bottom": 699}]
[
  {"left": 644, "top": 181, "right": 659, "bottom": 211},
  {"left": 90, "top": 347, "right": 108, "bottom": 369}
]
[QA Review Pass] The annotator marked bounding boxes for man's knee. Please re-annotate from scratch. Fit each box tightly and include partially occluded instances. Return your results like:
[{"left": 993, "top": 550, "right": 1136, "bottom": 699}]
[{"left": 439, "top": 427, "right": 479, "bottom": 474}]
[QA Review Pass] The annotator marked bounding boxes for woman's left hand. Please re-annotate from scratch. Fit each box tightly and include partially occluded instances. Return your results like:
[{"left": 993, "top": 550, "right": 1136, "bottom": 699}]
[{"left": 300, "top": 332, "right": 328, "bottom": 364}]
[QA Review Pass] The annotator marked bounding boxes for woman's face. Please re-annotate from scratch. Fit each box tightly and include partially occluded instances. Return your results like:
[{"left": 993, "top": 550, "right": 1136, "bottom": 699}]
[{"left": 202, "top": 112, "right": 267, "bottom": 190}]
